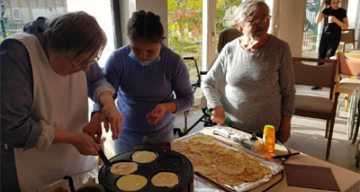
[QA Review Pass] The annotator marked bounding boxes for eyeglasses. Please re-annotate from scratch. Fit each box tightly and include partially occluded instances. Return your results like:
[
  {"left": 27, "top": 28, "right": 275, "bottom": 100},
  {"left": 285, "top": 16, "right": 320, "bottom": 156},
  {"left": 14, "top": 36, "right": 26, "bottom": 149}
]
[
  {"left": 65, "top": 54, "right": 100, "bottom": 69},
  {"left": 245, "top": 15, "right": 272, "bottom": 25}
]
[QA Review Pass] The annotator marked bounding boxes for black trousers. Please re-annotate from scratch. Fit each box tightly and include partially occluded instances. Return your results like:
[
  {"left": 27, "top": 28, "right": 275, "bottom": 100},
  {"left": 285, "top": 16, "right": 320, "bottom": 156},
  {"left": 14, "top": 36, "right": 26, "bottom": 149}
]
[{"left": 318, "top": 32, "right": 340, "bottom": 60}]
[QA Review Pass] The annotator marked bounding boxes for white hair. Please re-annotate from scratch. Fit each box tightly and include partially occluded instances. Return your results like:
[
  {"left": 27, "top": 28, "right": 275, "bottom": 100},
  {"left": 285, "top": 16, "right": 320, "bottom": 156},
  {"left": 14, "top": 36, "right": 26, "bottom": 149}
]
[{"left": 235, "top": 0, "right": 269, "bottom": 23}]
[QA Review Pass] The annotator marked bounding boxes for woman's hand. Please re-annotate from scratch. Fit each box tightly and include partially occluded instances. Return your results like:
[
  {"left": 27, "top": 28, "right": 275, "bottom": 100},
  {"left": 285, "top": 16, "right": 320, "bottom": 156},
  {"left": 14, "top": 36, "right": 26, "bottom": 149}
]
[
  {"left": 146, "top": 104, "right": 166, "bottom": 124},
  {"left": 83, "top": 112, "right": 105, "bottom": 143},
  {"left": 101, "top": 104, "right": 122, "bottom": 140},
  {"left": 99, "top": 91, "right": 122, "bottom": 140},
  {"left": 316, "top": 0, "right": 327, "bottom": 23},
  {"left": 278, "top": 116, "right": 292, "bottom": 143},
  {"left": 54, "top": 128, "right": 99, "bottom": 155},
  {"left": 321, "top": 0, "right": 326, "bottom": 7},
  {"left": 211, "top": 106, "right": 226, "bottom": 125},
  {"left": 71, "top": 132, "right": 100, "bottom": 155}
]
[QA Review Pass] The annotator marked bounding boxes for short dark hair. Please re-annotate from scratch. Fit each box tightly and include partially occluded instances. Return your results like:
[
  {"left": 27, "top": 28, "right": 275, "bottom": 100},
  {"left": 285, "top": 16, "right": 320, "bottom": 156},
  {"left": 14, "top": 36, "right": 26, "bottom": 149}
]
[
  {"left": 127, "top": 10, "right": 164, "bottom": 43},
  {"left": 43, "top": 11, "right": 107, "bottom": 58}
]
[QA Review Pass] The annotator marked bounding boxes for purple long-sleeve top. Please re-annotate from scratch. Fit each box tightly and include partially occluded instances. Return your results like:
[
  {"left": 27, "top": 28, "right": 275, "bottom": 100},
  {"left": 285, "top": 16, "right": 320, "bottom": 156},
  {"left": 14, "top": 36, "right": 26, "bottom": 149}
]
[{"left": 103, "top": 45, "right": 194, "bottom": 135}]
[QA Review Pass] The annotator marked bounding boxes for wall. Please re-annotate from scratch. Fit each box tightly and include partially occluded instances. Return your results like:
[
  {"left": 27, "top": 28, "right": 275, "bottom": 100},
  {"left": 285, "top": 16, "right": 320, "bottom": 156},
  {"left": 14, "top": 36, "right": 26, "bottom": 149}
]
[
  {"left": 203, "top": 0, "right": 216, "bottom": 71},
  {"left": 119, "top": 0, "right": 133, "bottom": 46},
  {"left": 119, "top": 0, "right": 168, "bottom": 46},
  {"left": 67, "top": 0, "right": 114, "bottom": 67},
  {"left": 272, "top": 0, "right": 306, "bottom": 57},
  {"left": 348, "top": 0, "right": 360, "bottom": 48}
]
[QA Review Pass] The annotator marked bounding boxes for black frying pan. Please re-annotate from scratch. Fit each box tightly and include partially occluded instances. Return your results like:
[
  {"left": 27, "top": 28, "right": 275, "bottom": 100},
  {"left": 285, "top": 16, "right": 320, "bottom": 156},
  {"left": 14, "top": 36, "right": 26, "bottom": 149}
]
[{"left": 97, "top": 147, "right": 194, "bottom": 192}]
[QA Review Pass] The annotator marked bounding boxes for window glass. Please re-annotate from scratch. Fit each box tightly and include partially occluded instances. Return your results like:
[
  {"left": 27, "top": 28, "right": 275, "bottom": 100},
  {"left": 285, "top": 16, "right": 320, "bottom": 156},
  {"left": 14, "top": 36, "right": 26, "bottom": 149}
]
[
  {"left": 168, "top": 0, "right": 203, "bottom": 83},
  {"left": 0, "top": 0, "right": 114, "bottom": 67},
  {"left": 215, "top": 0, "right": 242, "bottom": 54},
  {"left": 0, "top": 0, "right": 67, "bottom": 41},
  {"left": 302, "top": 0, "right": 320, "bottom": 57}
]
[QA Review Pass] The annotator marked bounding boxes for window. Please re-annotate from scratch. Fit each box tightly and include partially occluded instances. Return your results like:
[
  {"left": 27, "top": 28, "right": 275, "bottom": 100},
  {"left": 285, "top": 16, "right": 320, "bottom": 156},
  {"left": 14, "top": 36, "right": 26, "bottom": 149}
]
[
  {"left": 215, "top": 0, "right": 242, "bottom": 53},
  {"left": 0, "top": 0, "right": 67, "bottom": 41},
  {"left": 168, "top": 0, "right": 203, "bottom": 82},
  {"left": 302, "top": 0, "right": 320, "bottom": 57},
  {"left": 12, "top": 8, "right": 21, "bottom": 20},
  {"left": 0, "top": 0, "right": 114, "bottom": 67}
]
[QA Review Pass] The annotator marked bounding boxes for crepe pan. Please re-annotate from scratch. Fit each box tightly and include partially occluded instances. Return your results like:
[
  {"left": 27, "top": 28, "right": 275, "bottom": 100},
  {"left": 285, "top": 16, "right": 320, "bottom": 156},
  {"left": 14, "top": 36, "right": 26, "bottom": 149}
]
[{"left": 98, "top": 147, "right": 194, "bottom": 192}]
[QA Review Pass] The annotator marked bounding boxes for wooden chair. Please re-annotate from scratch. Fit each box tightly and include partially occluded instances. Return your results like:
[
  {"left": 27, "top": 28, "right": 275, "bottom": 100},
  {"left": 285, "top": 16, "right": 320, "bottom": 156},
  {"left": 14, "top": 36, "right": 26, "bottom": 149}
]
[
  {"left": 217, "top": 28, "right": 242, "bottom": 53},
  {"left": 339, "top": 29, "right": 355, "bottom": 52},
  {"left": 293, "top": 57, "right": 339, "bottom": 159}
]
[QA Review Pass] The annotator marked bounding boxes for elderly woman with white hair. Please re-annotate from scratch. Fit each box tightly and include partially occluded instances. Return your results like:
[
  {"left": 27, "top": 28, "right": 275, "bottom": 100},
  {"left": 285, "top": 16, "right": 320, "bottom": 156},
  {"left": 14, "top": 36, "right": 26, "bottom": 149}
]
[{"left": 201, "top": 0, "right": 295, "bottom": 142}]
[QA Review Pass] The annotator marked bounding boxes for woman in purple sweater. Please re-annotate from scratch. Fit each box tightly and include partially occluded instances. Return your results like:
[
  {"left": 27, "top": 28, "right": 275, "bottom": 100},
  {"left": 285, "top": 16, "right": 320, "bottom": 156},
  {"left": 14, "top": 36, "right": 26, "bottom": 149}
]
[{"left": 104, "top": 10, "right": 194, "bottom": 154}]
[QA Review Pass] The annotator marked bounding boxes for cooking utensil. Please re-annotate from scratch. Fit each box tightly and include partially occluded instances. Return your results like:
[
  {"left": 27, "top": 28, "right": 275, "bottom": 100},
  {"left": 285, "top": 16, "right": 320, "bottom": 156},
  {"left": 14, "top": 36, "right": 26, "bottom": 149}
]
[
  {"left": 273, "top": 152, "right": 300, "bottom": 159},
  {"left": 64, "top": 175, "right": 75, "bottom": 192},
  {"left": 98, "top": 147, "right": 194, "bottom": 192},
  {"left": 97, "top": 148, "right": 110, "bottom": 166}
]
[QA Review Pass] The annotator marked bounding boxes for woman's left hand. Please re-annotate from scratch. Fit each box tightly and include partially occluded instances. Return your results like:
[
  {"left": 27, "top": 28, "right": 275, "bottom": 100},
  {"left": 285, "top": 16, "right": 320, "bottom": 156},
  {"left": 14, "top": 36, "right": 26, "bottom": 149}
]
[
  {"left": 146, "top": 104, "right": 166, "bottom": 124},
  {"left": 278, "top": 116, "right": 292, "bottom": 143},
  {"left": 98, "top": 91, "right": 122, "bottom": 140},
  {"left": 101, "top": 103, "right": 122, "bottom": 140},
  {"left": 83, "top": 112, "right": 105, "bottom": 143}
]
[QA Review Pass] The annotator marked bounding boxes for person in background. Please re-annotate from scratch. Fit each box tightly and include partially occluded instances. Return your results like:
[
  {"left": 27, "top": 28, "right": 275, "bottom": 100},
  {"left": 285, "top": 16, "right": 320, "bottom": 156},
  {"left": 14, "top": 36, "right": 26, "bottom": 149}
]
[
  {"left": 102, "top": 10, "right": 194, "bottom": 154},
  {"left": 313, "top": 0, "right": 348, "bottom": 89},
  {"left": 201, "top": 0, "right": 295, "bottom": 143},
  {"left": 316, "top": 0, "right": 348, "bottom": 59},
  {"left": 1, "top": 11, "right": 122, "bottom": 191}
]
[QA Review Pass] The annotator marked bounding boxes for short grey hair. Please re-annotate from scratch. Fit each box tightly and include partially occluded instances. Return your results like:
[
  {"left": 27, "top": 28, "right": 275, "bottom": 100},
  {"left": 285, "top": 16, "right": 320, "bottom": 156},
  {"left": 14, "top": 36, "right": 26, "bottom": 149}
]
[
  {"left": 235, "top": 0, "right": 269, "bottom": 23},
  {"left": 44, "top": 11, "right": 107, "bottom": 59}
]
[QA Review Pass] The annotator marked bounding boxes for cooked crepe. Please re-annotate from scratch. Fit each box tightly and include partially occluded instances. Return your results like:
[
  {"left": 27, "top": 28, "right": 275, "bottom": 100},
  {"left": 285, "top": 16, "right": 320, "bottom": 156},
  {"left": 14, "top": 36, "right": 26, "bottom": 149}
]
[
  {"left": 171, "top": 140, "right": 189, "bottom": 152},
  {"left": 110, "top": 162, "right": 138, "bottom": 175},
  {"left": 116, "top": 174, "right": 147, "bottom": 191},
  {"left": 151, "top": 172, "right": 179, "bottom": 188},
  {"left": 216, "top": 172, "right": 244, "bottom": 186},
  {"left": 219, "top": 164, "right": 245, "bottom": 175},
  {"left": 182, "top": 151, "right": 205, "bottom": 166},
  {"left": 194, "top": 164, "right": 218, "bottom": 176},
  {"left": 173, "top": 135, "right": 272, "bottom": 186},
  {"left": 132, "top": 150, "right": 157, "bottom": 163}
]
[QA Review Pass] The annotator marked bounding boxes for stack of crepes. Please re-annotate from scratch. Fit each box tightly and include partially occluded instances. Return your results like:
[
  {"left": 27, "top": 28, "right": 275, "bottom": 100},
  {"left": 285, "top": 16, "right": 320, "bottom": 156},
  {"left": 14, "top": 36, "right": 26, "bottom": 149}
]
[{"left": 171, "top": 134, "right": 272, "bottom": 187}]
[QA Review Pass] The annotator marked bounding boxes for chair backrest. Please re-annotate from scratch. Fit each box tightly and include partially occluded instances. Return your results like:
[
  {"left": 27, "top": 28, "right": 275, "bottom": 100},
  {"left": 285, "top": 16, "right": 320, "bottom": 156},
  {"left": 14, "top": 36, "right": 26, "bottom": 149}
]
[
  {"left": 217, "top": 28, "right": 242, "bottom": 53},
  {"left": 340, "top": 29, "right": 355, "bottom": 51},
  {"left": 293, "top": 57, "right": 338, "bottom": 98}
]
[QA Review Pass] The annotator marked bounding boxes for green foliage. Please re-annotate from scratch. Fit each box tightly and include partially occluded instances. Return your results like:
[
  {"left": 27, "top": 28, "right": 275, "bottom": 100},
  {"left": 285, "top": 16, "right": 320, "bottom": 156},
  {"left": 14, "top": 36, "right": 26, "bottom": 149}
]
[
  {"left": 216, "top": 0, "right": 241, "bottom": 31},
  {"left": 168, "top": 0, "right": 202, "bottom": 62},
  {"left": 168, "top": 0, "right": 242, "bottom": 64}
]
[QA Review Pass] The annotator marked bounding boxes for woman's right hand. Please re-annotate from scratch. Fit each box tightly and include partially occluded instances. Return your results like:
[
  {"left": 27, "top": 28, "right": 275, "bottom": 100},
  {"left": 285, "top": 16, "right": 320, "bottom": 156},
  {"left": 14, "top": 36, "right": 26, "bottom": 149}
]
[
  {"left": 320, "top": 0, "right": 326, "bottom": 6},
  {"left": 83, "top": 112, "right": 105, "bottom": 144},
  {"left": 210, "top": 106, "right": 226, "bottom": 125},
  {"left": 320, "top": 0, "right": 327, "bottom": 8},
  {"left": 71, "top": 132, "right": 100, "bottom": 155}
]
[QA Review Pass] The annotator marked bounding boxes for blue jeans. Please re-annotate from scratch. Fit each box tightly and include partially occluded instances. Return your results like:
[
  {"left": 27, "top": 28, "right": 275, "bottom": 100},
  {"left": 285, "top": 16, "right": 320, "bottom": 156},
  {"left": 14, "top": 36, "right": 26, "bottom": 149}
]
[{"left": 114, "top": 129, "right": 174, "bottom": 155}]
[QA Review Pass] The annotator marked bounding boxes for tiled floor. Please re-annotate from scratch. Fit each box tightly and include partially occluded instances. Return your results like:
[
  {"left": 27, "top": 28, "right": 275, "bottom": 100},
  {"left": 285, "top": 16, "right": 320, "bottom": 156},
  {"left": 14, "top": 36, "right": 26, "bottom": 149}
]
[{"left": 173, "top": 87, "right": 360, "bottom": 174}]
